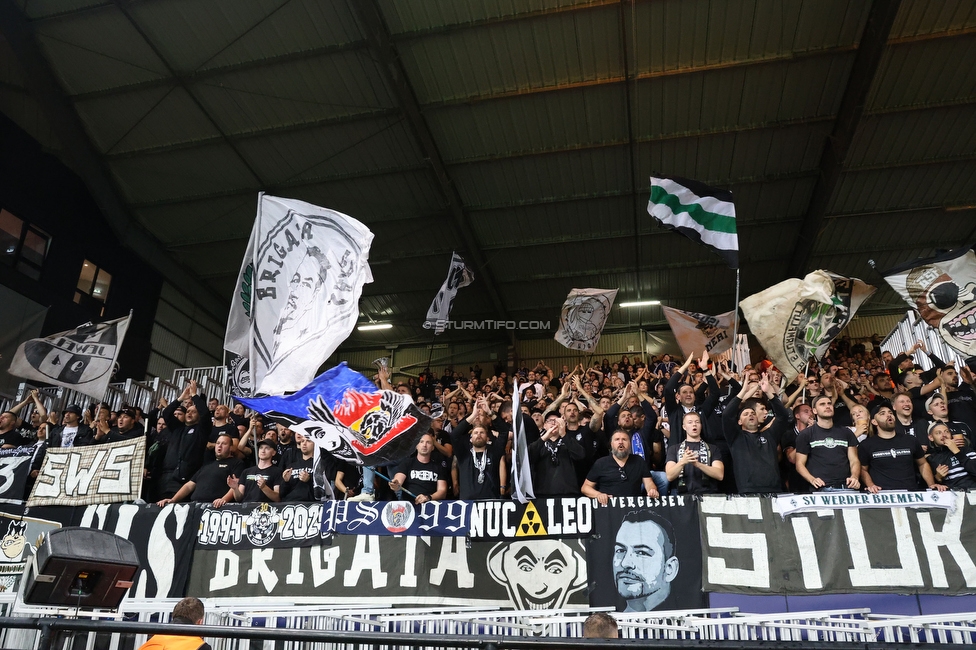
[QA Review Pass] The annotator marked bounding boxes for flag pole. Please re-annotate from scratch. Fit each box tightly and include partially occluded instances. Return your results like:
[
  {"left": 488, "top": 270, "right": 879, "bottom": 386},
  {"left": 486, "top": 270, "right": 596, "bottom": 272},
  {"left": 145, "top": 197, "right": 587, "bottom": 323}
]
[{"left": 731, "top": 267, "right": 741, "bottom": 372}]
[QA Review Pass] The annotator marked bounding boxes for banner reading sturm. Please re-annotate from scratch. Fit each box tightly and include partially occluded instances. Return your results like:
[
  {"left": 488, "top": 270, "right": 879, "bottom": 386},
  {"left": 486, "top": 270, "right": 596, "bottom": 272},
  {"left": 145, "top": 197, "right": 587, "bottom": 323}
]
[
  {"left": 28, "top": 438, "right": 145, "bottom": 507},
  {"left": 701, "top": 493, "right": 976, "bottom": 595},
  {"left": 586, "top": 496, "right": 705, "bottom": 612}
]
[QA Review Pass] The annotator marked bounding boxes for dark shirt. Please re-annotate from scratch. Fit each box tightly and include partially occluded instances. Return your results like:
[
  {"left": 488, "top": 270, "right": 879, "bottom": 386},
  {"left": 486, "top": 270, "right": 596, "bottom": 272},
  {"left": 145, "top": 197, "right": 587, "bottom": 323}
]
[
  {"left": 927, "top": 444, "right": 976, "bottom": 490},
  {"left": 528, "top": 434, "right": 585, "bottom": 496},
  {"left": 585, "top": 454, "right": 651, "bottom": 497},
  {"left": 395, "top": 456, "right": 447, "bottom": 499},
  {"left": 795, "top": 424, "right": 859, "bottom": 489},
  {"left": 721, "top": 396, "right": 785, "bottom": 494},
  {"left": 666, "top": 440, "right": 721, "bottom": 494},
  {"left": 240, "top": 464, "right": 283, "bottom": 503},
  {"left": 451, "top": 419, "right": 506, "bottom": 499},
  {"left": 101, "top": 426, "right": 144, "bottom": 445},
  {"left": 281, "top": 453, "right": 316, "bottom": 501},
  {"left": 189, "top": 457, "right": 244, "bottom": 502},
  {"left": 205, "top": 423, "right": 240, "bottom": 464},
  {"left": 858, "top": 433, "right": 924, "bottom": 490},
  {"left": 0, "top": 430, "right": 26, "bottom": 448},
  {"left": 947, "top": 385, "right": 976, "bottom": 434}
]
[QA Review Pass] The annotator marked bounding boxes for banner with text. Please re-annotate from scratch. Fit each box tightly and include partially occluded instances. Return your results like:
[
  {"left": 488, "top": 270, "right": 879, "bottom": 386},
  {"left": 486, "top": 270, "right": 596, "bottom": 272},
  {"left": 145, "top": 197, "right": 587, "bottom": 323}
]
[
  {"left": 27, "top": 438, "right": 145, "bottom": 507},
  {"left": 0, "top": 446, "right": 35, "bottom": 503},
  {"left": 701, "top": 492, "right": 976, "bottom": 595}
]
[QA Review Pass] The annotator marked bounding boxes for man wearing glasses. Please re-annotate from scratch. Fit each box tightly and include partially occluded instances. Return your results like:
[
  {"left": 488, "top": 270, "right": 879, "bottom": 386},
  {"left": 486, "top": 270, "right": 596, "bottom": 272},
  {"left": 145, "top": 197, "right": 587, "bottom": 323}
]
[{"left": 582, "top": 429, "right": 659, "bottom": 504}]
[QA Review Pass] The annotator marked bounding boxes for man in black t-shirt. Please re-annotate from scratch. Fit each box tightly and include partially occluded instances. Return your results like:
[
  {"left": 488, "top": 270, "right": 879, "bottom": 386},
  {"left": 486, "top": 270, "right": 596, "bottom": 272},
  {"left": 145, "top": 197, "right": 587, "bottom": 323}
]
[
  {"left": 581, "top": 430, "right": 658, "bottom": 503},
  {"left": 530, "top": 413, "right": 584, "bottom": 497},
  {"left": 859, "top": 404, "right": 944, "bottom": 492},
  {"left": 795, "top": 394, "right": 860, "bottom": 491},
  {"left": 927, "top": 421, "right": 976, "bottom": 489},
  {"left": 280, "top": 433, "right": 316, "bottom": 501},
  {"left": 232, "top": 439, "right": 283, "bottom": 503},
  {"left": 892, "top": 393, "right": 930, "bottom": 449},
  {"left": 452, "top": 398, "right": 506, "bottom": 499},
  {"left": 205, "top": 404, "right": 240, "bottom": 464},
  {"left": 390, "top": 434, "right": 448, "bottom": 505},
  {"left": 156, "top": 433, "right": 243, "bottom": 507},
  {"left": 0, "top": 411, "right": 27, "bottom": 449},
  {"left": 98, "top": 408, "right": 143, "bottom": 445}
]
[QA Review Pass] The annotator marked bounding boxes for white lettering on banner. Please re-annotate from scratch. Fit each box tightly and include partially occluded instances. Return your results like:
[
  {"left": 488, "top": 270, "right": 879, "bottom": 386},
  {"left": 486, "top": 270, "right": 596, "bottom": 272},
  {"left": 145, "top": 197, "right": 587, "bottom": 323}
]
[
  {"left": 400, "top": 536, "right": 420, "bottom": 588},
  {"left": 65, "top": 450, "right": 106, "bottom": 495},
  {"left": 311, "top": 546, "right": 340, "bottom": 587},
  {"left": 33, "top": 454, "right": 65, "bottom": 498},
  {"left": 845, "top": 508, "right": 923, "bottom": 587},
  {"left": 211, "top": 551, "right": 239, "bottom": 592},
  {"left": 773, "top": 490, "right": 954, "bottom": 517},
  {"left": 702, "top": 497, "right": 770, "bottom": 588},
  {"left": 502, "top": 502, "right": 517, "bottom": 537},
  {"left": 789, "top": 516, "right": 823, "bottom": 589},
  {"left": 248, "top": 548, "right": 279, "bottom": 591},
  {"left": 429, "top": 537, "right": 474, "bottom": 588},
  {"left": 344, "top": 535, "right": 387, "bottom": 588},
  {"left": 916, "top": 508, "right": 976, "bottom": 589},
  {"left": 286, "top": 547, "right": 304, "bottom": 585},
  {"left": 0, "top": 456, "right": 29, "bottom": 494},
  {"left": 98, "top": 445, "right": 135, "bottom": 493}
]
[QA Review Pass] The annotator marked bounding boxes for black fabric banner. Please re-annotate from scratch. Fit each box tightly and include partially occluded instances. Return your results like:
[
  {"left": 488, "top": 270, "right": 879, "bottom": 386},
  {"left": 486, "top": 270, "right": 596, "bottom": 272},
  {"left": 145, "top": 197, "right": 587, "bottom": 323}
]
[
  {"left": 198, "top": 502, "right": 323, "bottom": 550},
  {"left": 0, "top": 505, "right": 61, "bottom": 594},
  {"left": 701, "top": 493, "right": 976, "bottom": 595},
  {"left": 0, "top": 446, "right": 35, "bottom": 503},
  {"left": 586, "top": 496, "right": 705, "bottom": 611},
  {"left": 188, "top": 536, "right": 590, "bottom": 608},
  {"left": 4, "top": 503, "right": 201, "bottom": 598}
]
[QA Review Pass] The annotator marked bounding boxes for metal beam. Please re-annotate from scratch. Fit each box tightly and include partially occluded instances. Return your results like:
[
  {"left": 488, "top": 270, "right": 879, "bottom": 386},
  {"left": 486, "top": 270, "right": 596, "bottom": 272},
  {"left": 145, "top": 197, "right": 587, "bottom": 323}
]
[
  {"left": 787, "top": 0, "right": 902, "bottom": 278},
  {"left": 0, "top": 0, "right": 229, "bottom": 321},
  {"left": 349, "top": 0, "right": 512, "bottom": 331}
]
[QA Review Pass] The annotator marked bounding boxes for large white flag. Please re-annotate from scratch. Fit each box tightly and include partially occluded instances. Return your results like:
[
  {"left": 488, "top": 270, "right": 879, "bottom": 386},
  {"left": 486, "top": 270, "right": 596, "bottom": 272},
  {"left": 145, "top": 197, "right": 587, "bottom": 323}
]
[
  {"left": 740, "top": 271, "right": 875, "bottom": 381},
  {"left": 553, "top": 288, "right": 618, "bottom": 352},
  {"left": 224, "top": 194, "right": 374, "bottom": 396},
  {"left": 662, "top": 306, "right": 736, "bottom": 358},
  {"left": 8, "top": 314, "right": 131, "bottom": 399},
  {"left": 424, "top": 252, "right": 474, "bottom": 333}
]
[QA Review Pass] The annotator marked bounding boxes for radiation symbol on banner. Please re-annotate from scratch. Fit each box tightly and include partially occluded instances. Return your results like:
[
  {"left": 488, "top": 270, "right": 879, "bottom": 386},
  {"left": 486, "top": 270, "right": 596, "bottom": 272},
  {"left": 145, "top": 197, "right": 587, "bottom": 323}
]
[{"left": 516, "top": 502, "right": 547, "bottom": 537}]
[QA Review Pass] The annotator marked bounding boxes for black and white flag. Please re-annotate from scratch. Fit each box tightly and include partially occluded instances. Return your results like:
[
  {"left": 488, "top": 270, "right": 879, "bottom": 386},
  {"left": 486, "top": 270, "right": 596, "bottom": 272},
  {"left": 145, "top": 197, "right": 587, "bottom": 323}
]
[
  {"left": 0, "top": 446, "right": 35, "bottom": 503},
  {"left": 424, "top": 252, "right": 474, "bottom": 333},
  {"left": 553, "top": 288, "right": 617, "bottom": 352},
  {"left": 224, "top": 194, "right": 374, "bottom": 396},
  {"left": 8, "top": 313, "right": 130, "bottom": 399}
]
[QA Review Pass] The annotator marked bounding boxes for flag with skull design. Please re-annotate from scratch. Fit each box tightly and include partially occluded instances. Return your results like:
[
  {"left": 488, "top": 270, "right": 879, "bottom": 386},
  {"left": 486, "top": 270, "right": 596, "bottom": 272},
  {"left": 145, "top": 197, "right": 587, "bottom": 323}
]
[
  {"left": 236, "top": 362, "right": 432, "bottom": 468},
  {"left": 883, "top": 246, "right": 976, "bottom": 358}
]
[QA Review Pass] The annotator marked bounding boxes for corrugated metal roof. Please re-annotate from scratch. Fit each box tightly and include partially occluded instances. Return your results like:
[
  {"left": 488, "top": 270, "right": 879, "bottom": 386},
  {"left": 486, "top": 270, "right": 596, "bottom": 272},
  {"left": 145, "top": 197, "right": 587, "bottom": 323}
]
[{"left": 0, "top": 0, "right": 974, "bottom": 350}]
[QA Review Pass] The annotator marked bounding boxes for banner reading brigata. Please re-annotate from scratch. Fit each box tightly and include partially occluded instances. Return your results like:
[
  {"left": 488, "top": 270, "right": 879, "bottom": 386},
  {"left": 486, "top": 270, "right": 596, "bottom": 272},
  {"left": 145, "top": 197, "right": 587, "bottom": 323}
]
[
  {"left": 28, "top": 438, "right": 145, "bottom": 507},
  {"left": 701, "top": 493, "right": 976, "bottom": 595}
]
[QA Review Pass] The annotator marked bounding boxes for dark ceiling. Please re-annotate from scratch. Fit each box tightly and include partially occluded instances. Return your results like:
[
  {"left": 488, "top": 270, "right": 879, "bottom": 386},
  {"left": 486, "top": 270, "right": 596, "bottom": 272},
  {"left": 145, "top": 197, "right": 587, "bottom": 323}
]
[{"left": 1, "top": 0, "right": 975, "bottom": 349}]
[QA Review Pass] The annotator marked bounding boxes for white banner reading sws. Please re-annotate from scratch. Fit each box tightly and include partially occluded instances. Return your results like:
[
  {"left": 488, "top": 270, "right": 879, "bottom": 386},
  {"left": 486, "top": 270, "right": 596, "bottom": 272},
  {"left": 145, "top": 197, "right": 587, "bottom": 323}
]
[{"left": 28, "top": 438, "right": 145, "bottom": 507}]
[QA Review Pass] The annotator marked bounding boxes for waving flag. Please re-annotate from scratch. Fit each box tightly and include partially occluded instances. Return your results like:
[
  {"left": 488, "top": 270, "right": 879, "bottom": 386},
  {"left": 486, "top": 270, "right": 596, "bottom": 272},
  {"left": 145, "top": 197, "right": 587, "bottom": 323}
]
[
  {"left": 882, "top": 246, "right": 976, "bottom": 357},
  {"left": 510, "top": 382, "right": 535, "bottom": 504},
  {"left": 554, "top": 288, "right": 617, "bottom": 352},
  {"left": 424, "top": 252, "right": 474, "bottom": 333},
  {"left": 9, "top": 313, "right": 130, "bottom": 399},
  {"left": 224, "top": 194, "right": 374, "bottom": 396},
  {"left": 236, "top": 363, "right": 430, "bottom": 467},
  {"left": 662, "top": 306, "right": 736, "bottom": 358},
  {"left": 740, "top": 271, "right": 875, "bottom": 381},
  {"left": 648, "top": 176, "right": 738, "bottom": 269}
]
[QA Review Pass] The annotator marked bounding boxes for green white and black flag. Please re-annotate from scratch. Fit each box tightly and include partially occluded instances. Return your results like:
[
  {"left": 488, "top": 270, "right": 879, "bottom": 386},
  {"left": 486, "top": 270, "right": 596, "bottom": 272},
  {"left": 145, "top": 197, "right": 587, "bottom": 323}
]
[{"left": 647, "top": 176, "right": 738, "bottom": 269}]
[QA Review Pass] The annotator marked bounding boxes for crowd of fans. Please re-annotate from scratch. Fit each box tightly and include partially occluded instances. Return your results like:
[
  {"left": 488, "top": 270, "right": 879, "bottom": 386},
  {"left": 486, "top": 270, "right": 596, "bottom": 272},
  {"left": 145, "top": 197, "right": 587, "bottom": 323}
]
[{"left": 2, "top": 333, "right": 975, "bottom": 505}]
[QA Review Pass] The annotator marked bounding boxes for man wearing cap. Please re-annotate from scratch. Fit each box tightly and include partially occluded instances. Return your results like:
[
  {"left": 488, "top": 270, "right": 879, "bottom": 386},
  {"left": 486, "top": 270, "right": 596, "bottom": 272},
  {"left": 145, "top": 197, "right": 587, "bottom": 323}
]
[
  {"left": 795, "top": 394, "right": 861, "bottom": 491},
  {"left": 47, "top": 405, "right": 95, "bottom": 448},
  {"left": 156, "top": 433, "right": 244, "bottom": 507},
  {"left": 230, "top": 438, "right": 282, "bottom": 503},
  {"left": 925, "top": 393, "right": 973, "bottom": 446},
  {"left": 96, "top": 407, "right": 143, "bottom": 444},
  {"left": 859, "top": 404, "right": 945, "bottom": 492}
]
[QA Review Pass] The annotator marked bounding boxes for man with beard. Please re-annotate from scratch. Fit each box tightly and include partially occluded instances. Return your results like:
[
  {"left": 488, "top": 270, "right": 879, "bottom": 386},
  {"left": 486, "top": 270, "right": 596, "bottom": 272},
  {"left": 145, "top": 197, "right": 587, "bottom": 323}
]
[
  {"left": 158, "top": 380, "right": 212, "bottom": 499},
  {"left": 156, "top": 433, "right": 243, "bottom": 507},
  {"left": 665, "top": 412, "right": 723, "bottom": 494},
  {"left": 280, "top": 433, "right": 316, "bottom": 501},
  {"left": 204, "top": 404, "right": 240, "bottom": 464},
  {"left": 389, "top": 433, "right": 448, "bottom": 505},
  {"left": 781, "top": 402, "right": 814, "bottom": 492},
  {"left": 927, "top": 421, "right": 976, "bottom": 489},
  {"left": 892, "top": 392, "right": 930, "bottom": 447},
  {"left": 451, "top": 397, "right": 506, "bottom": 499},
  {"left": 581, "top": 430, "right": 659, "bottom": 504},
  {"left": 795, "top": 394, "right": 861, "bottom": 491},
  {"left": 612, "top": 510, "right": 679, "bottom": 612},
  {"left": 721, "top": 376, "right": 790, "bottom": 494},
  {"left": 939, "top": 364, "right": 976, "bottom": 434},
  {"left": 859, "top": 404, "right": 944, "bottom": 492},
  {"left": 529, "top": 413, "right": 584, "bottom": 496}
]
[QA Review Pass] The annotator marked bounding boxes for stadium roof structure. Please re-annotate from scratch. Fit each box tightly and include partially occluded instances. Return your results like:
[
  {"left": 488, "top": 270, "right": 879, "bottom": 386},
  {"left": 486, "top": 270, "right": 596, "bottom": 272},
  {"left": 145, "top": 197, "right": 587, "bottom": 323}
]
[{"left": 1, "top": 0, "right": 974, "bottom": 347}]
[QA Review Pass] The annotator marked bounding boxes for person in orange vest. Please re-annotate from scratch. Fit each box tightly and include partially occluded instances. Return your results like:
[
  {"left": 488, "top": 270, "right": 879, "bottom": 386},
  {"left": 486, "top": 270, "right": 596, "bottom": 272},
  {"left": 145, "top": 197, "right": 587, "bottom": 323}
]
[{"left": 138, "top": 598, "right": 210, "bottom": 650}]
